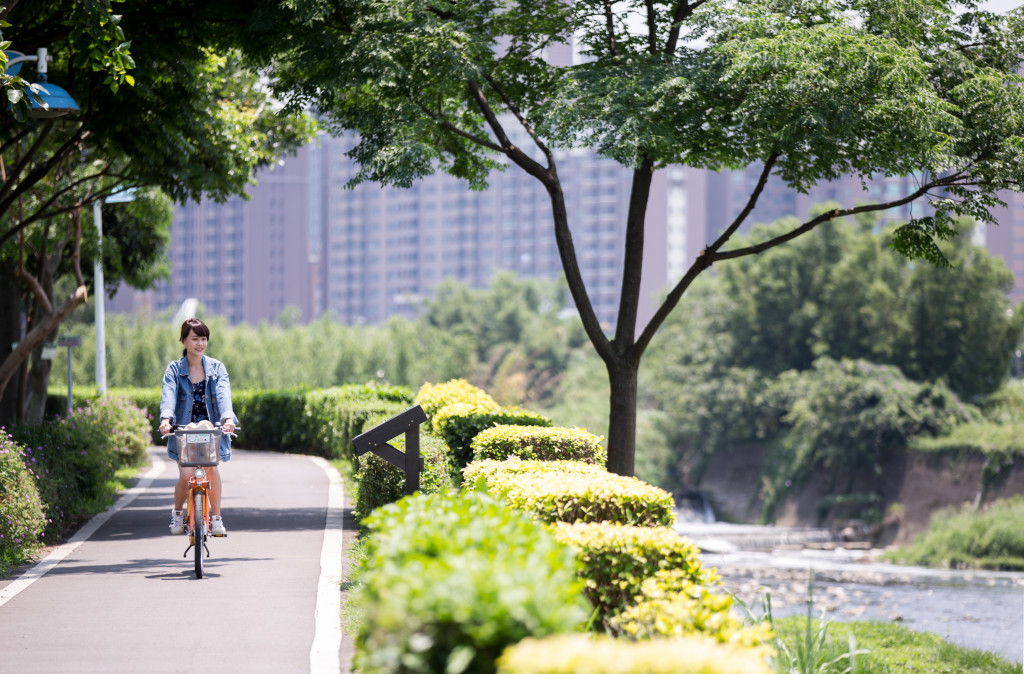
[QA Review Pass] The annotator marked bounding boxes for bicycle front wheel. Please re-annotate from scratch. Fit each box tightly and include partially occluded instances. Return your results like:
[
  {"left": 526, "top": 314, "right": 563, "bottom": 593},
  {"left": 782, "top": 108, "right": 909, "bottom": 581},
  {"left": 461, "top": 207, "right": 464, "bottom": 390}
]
[{"left": 194, "top": 491, "right": 206, "bottom": 579}]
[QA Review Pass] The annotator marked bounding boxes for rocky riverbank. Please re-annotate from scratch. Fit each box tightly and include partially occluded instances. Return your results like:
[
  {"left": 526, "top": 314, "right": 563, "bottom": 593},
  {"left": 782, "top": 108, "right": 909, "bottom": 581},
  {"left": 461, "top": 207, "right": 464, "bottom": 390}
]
[{"left": 694, "top": 542, "right": 1024, "bottom": 664}]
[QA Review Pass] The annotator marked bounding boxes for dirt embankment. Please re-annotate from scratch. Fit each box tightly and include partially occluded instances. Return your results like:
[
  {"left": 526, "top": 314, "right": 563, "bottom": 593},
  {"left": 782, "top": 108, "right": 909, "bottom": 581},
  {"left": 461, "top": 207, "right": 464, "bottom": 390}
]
[{"left": 689, "top": 444, "right": 1024, "bottom": 545}]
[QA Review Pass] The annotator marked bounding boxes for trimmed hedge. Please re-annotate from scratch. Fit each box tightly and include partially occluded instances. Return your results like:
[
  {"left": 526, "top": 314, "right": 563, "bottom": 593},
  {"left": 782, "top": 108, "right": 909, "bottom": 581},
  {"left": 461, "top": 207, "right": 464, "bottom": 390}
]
[
  {"left": 0, "top": 431, "right": 46, "bottom": 571},
  {"left": 608, "top": 569, "right": 773, "bottom": 647},
  {"left": 464, "top": 458, "right": 675, "bottom": 527},
  {"left": 471, "top": 424, "right": 606, "bottom": 464},
  {"left": 551, "top": 521, "right": 710, "bottom": 625},
  {"left": 434, "top": 404, "right": 551, "bottom": 471},
  {"left": 353, "top": 490, "right": 588, "bottom": 674},
  {"left": 463, "top": 458, "right": 604, "bottom": 485},
  {"left": 301, "top": 387, "right": 410, "bottom": 462},
  {"left": 415, "top": 379, "right": 499, "bottom": 420},
  {"left": 496, "top": 634, "right": 773, "bottom": 674},
  {"left": 354, "top": 429, "right": 453, "bottom": 519}
]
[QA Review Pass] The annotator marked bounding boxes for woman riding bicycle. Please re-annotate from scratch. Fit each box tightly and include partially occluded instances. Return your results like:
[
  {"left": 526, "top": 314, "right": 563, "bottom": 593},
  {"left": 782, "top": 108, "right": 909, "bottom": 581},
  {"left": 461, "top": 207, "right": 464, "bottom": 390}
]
[{"left": 158, "top": 318, "right": 237, "bottom": 536}]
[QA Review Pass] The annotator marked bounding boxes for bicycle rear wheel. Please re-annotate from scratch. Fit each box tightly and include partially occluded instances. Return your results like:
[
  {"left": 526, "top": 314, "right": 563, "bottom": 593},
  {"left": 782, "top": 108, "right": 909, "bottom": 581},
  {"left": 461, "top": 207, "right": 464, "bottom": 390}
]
[{"left": 194, "top": 491, "right": 206, "bottom": 578}]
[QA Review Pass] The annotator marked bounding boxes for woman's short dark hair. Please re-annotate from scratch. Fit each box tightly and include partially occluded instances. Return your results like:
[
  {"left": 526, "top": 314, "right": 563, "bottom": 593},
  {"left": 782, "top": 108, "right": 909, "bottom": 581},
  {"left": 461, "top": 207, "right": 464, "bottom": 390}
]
[{"left": 180, "top": 318, "right": 211, "bottom": 357}]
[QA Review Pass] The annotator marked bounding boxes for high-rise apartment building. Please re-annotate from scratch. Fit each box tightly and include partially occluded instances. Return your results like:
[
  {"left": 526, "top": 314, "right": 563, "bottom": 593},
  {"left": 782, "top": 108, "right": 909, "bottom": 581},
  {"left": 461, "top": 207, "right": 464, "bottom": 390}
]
[
  {"left": 111, "top": 135, "right": 1024, "bottom": 327},
  {"left": 316, "top": 132, "right": 706, "bottom": 328},
  {"left": 111, "top": 145, "right": 320, "bottom": 324}
]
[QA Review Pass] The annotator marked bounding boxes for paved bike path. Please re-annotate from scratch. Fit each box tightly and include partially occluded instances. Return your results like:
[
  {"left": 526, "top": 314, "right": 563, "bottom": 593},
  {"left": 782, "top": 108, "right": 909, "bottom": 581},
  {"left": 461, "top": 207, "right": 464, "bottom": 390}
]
[{"left": 0, "top": 448, "right": 352, "bottom": 673}]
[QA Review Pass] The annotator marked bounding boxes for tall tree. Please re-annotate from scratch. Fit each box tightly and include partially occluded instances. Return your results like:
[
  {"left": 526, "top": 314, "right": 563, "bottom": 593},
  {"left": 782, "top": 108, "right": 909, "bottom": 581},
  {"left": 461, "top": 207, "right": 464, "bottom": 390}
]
[
  {"left": 0, "top": 1, "right": 315, "bottom": 422},
  {"left": 255, "top": 0, "right": 1023, "bottom": 474}
]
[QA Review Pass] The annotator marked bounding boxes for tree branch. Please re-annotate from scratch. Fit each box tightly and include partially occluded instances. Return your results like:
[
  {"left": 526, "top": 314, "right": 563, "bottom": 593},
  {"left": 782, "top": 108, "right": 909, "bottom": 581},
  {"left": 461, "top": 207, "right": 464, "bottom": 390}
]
[
  {"left": 0, "top": 284, "right": 87, "bottom": 397},
  {"left": 645, "top": 0, "right": 658, "bottom": 55},
  {"left": 0, "top": 166, "right": 114, "bottom": 250},
  {"left": 633, "top": 155, "right": 776, "bottom": 355},
  {"left": 714, "top": 178, "right": 958, "bottom": 262},
  {"left": 466, "top": 79, "right": 552, "bottom": 185},
  {"left": 602, "top": 0, "right": 620, "bottom": 57},
  {"left": 615, "top": 156, "right": 655, "bottom": 355},
  {"left": 415, "top": 99, "right": 505, "bottom": 153},
  {"left": 706, "top": 155, "right": 779, "bottom": 256},
  {"left": 481, "top": 73, "right": 554, "bottom": 167},
  {"left": 0, "top": 122, "right": 88, "bottom": 215},
  {"left": 665, "top": 1, "right": 708, "bottom": 55}
]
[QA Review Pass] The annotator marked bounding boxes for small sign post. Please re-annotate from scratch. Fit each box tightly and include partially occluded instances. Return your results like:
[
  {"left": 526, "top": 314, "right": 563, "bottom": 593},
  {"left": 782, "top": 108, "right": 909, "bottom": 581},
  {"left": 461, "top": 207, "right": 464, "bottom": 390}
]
[
  {"left": 56, "top": 336, "right": 81, "bottom": 415},
  {"left": 352, "top": 405, "right": 428, "bottom": 495}
]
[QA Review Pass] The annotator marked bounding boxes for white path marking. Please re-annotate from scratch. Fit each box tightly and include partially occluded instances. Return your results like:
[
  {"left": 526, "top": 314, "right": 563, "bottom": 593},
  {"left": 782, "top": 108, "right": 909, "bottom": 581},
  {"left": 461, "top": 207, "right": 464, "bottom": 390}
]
[
  {"left": 0, "top": 456, "right": 166, "bottom": 608},
  {"left": 308, "top": 456, "right": 345, "bottom": 674}
]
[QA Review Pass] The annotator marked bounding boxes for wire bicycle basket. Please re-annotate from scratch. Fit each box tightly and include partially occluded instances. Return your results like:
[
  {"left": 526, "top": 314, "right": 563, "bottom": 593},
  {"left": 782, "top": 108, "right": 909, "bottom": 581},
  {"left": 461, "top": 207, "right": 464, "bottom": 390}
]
[{"left": 175, "top": 428, "right": 222, "bottom": 467}]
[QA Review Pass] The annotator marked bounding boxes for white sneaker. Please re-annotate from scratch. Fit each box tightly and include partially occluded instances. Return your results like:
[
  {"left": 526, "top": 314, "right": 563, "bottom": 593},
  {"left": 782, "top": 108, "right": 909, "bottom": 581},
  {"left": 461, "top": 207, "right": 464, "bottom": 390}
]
[
  {"left": 210, "top": 516, "right": 227, "bottom": 537},
  {"left": 169, "top": 510, "right": 185, "bottom": 535}
]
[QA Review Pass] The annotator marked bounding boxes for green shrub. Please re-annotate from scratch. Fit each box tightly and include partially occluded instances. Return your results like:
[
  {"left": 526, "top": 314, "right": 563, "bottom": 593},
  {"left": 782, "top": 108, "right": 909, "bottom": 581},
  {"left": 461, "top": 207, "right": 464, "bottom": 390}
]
[
  {"left": 885, "top": 496, "right": 1024, "bottom": 570},
  {"left": 49, "top": 387, "right": 164, "bottom": 441},
  {"left": 551, "top": 521, "right": 710, "bottom": 625},
  {"left": 232, "top": 387, "right": 311, "bottom": 451},
  {"left": 496, "top": 634, "right": 773, "bottom": 674},
  {"left": 471, "top": 425, "right": 606, "bottom": 464},
  {"left": 76, "top": 394, "right": 152, "bottom": 467},
  {"left": 354, "top": 431, "right": 453, "bottom": 519},
  {"left": 0, "top": 431, "right": 46, "bottom": 572},
  {"left": 435, "top": 404, "right": 551, "bottom": 471},
  {"left": 466, "top": 458, "right": 675, "bottom": 527},
  {"left": 7, "top": 396, "right": 150, "bottom": 541},
  {"left": 354, "top": 490, "right": 589, "bottom": 674},
  {"left": 607, "top": 569, "right": 773, "bottom": 647},
  {"left": 304, "top": 387, "right": 409, "bottom": 462},
  {"left": 414, "top": 379, "right": 499, "bottom": 420}
]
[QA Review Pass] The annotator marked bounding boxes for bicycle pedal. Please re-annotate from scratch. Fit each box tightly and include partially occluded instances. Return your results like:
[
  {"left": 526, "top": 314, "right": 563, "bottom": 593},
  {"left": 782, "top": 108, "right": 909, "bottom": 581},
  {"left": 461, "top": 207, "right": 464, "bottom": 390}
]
[{"left": 211, "top": 532, "right": 228, "bottom": 538}]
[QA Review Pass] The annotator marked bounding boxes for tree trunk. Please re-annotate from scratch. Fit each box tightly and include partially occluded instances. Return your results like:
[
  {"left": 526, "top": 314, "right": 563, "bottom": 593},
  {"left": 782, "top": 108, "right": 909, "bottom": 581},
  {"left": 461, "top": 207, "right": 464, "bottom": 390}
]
[
  {"left": 0, "top": 269, "right": 23, "bottom": 425},
  {"left": 0, "top": 283, "right": 87, "bottom": 418},
  {"left": 605, "top": 356, "right": 639, "bottom": 476},
  {"left": 24, "top": 350, "right": 52, "bottom": 422}
]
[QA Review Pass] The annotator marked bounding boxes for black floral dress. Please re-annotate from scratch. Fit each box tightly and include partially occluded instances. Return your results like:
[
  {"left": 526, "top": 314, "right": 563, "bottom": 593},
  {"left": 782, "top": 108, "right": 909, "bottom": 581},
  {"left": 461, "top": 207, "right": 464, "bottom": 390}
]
[{"left": 191, "top": 380, "right": 209, "bottom": 424}]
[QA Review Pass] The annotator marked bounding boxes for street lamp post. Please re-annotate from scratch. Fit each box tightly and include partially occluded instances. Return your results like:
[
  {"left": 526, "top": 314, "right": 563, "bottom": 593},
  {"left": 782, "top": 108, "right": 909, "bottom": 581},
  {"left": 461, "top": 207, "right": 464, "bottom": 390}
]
[
  {"left": 93, "top": 190, "right": 135, "bottom": 394},
  {"left": 4, "top": 48, "right": 80, "bottom": 118}
]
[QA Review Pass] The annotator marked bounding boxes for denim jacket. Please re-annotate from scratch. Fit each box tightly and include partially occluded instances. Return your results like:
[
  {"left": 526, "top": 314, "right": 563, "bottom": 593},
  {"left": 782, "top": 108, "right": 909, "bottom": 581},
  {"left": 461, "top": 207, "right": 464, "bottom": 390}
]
[{"left": 160, "top": 355, "right": 237, "bottom": 461}]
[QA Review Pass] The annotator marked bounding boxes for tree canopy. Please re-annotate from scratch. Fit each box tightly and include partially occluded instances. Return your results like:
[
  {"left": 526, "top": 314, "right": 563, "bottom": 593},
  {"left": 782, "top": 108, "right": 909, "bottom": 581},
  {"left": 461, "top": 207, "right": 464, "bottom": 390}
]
[
  {"left": 718, "top": 216, "right": 1022, "bottom": 398},
  {"left": 249, "top": 0, "right": 1024, "bottom": 475},
  {"left": 0, "top": 1, "right": 316, "bottom": 422}
]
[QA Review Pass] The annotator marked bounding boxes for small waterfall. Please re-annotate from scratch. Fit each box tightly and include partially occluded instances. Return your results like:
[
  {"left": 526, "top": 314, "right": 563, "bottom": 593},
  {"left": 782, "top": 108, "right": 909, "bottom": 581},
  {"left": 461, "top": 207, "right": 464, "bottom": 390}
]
[{"left": 675, "top": 489, "right": 716, "bottom": 524}]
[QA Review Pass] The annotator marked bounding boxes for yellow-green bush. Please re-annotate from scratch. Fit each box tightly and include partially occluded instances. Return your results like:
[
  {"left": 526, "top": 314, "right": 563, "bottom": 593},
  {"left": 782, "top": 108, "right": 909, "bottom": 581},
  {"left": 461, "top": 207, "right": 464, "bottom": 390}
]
[
  {"left": 353, "top": 490, "right": 589, "bottom": 674},
  {"left": 415, "top": 379, "right": 499, "bottom": 420},
  {"left": 466, "top": 459, "right": 675, "bottom": 527},
  {"left": 551, "top": 521, "right": 710, "bottom": 624},
  {"left": 608, "top": 569, "right": 773, "bottom": 648},
  {"left": 463, "top": 457, "right": 604, "bottom": 485},
  {"left": 433, "top": 403, "right": 551, "bottom": 471},
  {"left": 471, "top": 424, "right": 606, "bottom": 464},
  {"left": 496, "top": 634, "right": 772, "bottom": 674}
]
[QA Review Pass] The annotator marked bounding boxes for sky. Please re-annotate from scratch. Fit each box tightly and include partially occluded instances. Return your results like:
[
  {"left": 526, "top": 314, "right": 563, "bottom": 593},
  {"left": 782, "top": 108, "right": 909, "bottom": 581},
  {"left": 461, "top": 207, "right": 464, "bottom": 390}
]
[{"left": 980, "top": 0, "right": 1022, "bottom": 11}]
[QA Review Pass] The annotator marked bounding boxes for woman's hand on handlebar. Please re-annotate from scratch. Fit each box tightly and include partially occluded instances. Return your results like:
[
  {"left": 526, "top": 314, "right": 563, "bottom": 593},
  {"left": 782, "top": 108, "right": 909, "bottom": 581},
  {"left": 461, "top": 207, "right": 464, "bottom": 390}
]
[
  {"left": 159, "top": 419, "right": 173, "bottom": 436},
  {"left": 221, "top": 419, "right": 236, "bottom": 434}
]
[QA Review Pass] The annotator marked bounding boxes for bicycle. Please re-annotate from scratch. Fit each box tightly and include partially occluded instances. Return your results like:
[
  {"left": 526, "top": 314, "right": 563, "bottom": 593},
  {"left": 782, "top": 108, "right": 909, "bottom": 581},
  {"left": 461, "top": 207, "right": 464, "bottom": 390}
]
[{"left": 163, "top": 422, "right": 237, "bottom": 578}]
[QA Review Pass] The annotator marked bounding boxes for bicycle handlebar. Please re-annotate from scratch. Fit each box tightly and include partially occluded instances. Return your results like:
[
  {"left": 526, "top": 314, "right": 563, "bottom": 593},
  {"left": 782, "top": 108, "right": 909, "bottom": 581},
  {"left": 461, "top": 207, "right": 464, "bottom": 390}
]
[{"left": 160, "top": 421, "right": 240, "bottom": 440}]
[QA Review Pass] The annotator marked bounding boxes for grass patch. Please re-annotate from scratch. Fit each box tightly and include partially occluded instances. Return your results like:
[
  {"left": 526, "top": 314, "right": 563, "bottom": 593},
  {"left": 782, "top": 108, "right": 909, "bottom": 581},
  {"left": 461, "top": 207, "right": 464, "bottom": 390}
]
[
  {"left": 884, "top": 496, "right": 1024, "bottom": 570},
  {"left": 773, "top": 617, "right": 1020, "bottom": 673}
]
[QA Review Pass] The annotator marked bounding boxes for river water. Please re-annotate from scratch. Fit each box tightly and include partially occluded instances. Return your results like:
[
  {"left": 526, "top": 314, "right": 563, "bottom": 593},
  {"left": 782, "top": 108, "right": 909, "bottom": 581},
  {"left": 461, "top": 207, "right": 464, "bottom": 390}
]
[{"left": 677, "top": 522, "right": 1024, "bottom": 664}]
